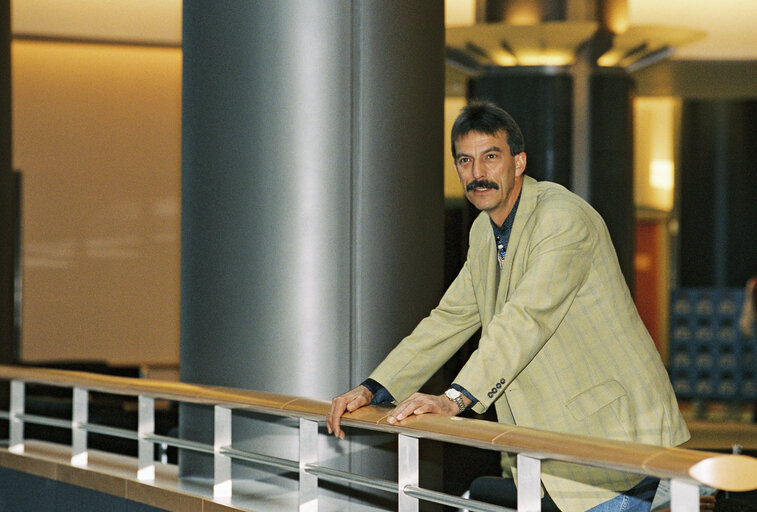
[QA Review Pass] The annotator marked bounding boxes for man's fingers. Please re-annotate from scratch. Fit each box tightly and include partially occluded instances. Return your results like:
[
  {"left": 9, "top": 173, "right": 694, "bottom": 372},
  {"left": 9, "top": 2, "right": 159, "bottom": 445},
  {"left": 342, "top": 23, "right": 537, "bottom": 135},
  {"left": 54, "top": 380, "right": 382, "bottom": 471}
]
[
  {"left": 327, "top": 401, "right": 341, "bottom": 429},
  {"left": 386, "top": 403, "right": 407, "bottom": 424},
  {"left": 346, "top": 395, "right": 366, "bottom": 412},
  {"left": 388, "top": 395, "right": 434, "bottom": 423},
  {"left": 332, "top": 397, "right": 363, "bottom": 439},
  {"left": 386, "top": 393, "right": 454, "bottom": 424},
  {"left": 327, "top": 386, "right": 373, "bottom": 439},
  {"left": 327, "top": 397, "right": 349, "bottom": 437},
  {"left": 413, "top": 402, "right": 433, "bottom": 415},
  {"left": 389, "top": 400, "right": 417, "bottom": 422}
]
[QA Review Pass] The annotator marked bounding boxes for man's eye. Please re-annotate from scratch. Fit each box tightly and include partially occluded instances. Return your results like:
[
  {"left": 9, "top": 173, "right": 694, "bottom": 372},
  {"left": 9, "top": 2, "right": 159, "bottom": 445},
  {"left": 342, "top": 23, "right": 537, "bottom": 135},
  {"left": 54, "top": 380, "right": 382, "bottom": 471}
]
[
  {"left": 485, "top": 153, "right": 497, "bottom": 159},
  {"left": 458, "top": 158, "right": 470, "bottom": 165}
]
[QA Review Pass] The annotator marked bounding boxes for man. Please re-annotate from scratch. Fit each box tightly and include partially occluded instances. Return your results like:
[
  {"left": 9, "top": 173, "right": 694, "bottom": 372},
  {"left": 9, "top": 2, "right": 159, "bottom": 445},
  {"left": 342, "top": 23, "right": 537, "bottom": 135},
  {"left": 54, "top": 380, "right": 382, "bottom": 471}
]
[{"left": 327, "top": 101, "right": 689, "bottom": 512}]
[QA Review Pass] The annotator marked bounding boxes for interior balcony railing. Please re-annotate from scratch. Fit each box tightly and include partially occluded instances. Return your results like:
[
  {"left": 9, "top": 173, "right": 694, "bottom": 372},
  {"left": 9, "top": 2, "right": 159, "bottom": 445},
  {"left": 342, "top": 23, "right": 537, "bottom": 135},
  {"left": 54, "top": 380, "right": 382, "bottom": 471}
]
[{"left": 1, "top": 364, "right": 757, "bottom": 512}]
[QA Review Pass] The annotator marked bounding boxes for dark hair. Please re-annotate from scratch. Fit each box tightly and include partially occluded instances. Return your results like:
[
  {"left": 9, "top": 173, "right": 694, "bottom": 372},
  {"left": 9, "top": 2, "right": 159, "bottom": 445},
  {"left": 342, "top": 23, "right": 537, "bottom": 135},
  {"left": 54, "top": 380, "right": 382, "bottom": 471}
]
[{"left": 451, "top": 100, "right": 525, "bottom": 158}]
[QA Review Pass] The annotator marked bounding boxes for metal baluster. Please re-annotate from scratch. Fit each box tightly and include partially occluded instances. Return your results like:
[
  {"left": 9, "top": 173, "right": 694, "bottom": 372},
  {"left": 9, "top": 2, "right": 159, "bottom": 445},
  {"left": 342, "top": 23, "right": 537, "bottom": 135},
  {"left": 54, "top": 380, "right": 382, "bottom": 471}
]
[
  {"left": 214, "top": 405, "right": 232, "bottom": 501},
  {"left": 670, "top": 479, "right": 699, "bottom": 512},
  {"left": 517, "top": 454, "right": 542, "bottom": 511},
  {"left": 71, "top": 387, "right": 89, "bottom": 466},
  {"left": 9, "top": 380, "right": 24, "bottom": 454},
  {"left": 138, "top": 396, "right": 155, "bottom": 481},
  {"left": 398, "top": 434, "right": 419, "bottom": 512},
  {"left": 299, "top": 418, "right": 318, "bottom": 511}
]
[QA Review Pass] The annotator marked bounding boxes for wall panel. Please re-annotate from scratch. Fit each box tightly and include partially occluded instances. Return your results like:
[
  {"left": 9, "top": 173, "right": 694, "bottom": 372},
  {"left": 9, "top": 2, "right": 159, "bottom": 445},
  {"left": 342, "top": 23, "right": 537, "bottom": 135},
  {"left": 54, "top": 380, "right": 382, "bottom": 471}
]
[{"left": 13, "top": 40, "right": 181, "bottom": 366}]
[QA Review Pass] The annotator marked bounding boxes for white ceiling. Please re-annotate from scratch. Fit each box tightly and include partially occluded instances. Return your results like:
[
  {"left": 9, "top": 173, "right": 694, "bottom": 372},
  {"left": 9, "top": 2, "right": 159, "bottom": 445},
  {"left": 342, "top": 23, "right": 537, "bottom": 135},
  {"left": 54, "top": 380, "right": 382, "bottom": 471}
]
[
  {"left": 446, "top": 0, "right": 757, "bottom": 62},
  {"left": 629, "top": 0, "right": 757, "bottom": 60},
  {"left": 10, "top": 0, "right": 757, "bottom": 61}
]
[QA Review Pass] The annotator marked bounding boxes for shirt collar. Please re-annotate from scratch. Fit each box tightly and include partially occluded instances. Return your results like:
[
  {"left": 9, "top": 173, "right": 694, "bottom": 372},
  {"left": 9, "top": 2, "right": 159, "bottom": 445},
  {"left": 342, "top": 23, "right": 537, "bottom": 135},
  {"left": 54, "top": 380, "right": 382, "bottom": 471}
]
[{"left": 490, "top": 191, "right": 521, "bottom": 236}]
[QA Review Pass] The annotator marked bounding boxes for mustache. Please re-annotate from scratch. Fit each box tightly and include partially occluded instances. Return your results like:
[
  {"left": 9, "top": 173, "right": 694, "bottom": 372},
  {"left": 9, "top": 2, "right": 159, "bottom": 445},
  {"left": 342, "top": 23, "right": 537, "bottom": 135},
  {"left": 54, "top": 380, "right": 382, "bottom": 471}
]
[{"left": 466, "top": 180, "right": 500, "bottom": 192}]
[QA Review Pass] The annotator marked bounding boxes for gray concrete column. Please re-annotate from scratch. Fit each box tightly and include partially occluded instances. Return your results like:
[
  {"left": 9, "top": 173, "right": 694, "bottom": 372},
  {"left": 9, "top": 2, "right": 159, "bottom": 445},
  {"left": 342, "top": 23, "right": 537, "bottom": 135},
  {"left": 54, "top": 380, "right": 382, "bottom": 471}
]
[{"left": 180, "top": 0, "right": 445, "bottom": 494}]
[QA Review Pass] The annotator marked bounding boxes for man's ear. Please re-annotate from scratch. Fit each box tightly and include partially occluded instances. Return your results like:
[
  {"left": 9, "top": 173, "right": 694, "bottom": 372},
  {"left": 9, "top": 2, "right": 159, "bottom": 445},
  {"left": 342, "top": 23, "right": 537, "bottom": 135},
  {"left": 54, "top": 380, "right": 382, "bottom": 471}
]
[{"left": 514, "top": 152, "right": 527, "bottom": 176}]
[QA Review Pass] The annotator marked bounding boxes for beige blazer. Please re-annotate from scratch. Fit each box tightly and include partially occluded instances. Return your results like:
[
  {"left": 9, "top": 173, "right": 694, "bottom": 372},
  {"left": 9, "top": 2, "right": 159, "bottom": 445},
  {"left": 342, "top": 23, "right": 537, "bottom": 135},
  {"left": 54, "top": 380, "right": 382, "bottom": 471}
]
[{"left": 370, "top": 176, "right": 690, "bottom": 512}]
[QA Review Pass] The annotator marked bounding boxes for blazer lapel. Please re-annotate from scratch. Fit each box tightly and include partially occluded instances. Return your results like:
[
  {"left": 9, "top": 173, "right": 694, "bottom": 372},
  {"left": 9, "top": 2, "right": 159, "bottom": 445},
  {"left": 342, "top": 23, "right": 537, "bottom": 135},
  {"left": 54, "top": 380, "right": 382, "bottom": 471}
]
[
  {"left": 477, "top": 219, "right": 499, "bottom": 318},
  {"left": 496, "top": 176, "right": 538, "bottom": 305}
]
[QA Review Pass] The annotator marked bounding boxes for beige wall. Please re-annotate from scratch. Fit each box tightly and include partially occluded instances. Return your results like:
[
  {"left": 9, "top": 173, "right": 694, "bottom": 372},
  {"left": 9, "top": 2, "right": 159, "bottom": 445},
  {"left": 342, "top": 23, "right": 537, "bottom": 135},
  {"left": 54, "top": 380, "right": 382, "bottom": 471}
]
[
  {"left": 444, "top": 96, "right": 467, "bottom": 199},
  {"left": 12, "top": 40, "right": 181, "bottom": 366},
  {"left": 633, "top": 97, "right": 680, "bottom": 213}
]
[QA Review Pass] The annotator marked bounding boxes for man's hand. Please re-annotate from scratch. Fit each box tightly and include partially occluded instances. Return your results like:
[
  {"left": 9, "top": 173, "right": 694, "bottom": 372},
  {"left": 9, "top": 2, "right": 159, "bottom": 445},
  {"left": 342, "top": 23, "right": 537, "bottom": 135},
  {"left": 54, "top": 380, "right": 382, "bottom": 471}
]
[
  {"left": 386, "top": 392, "right": 461, "bottom": 424},
  {"left": 327, "top": 385, "right": 374, "bottom": 439}
]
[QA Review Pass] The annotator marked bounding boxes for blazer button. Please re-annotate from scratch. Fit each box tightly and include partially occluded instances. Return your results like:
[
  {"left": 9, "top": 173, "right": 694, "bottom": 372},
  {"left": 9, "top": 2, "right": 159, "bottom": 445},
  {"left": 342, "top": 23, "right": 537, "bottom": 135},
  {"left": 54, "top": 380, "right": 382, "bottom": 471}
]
[
  {"left": 500, "top": 378, "right": 506, "bottom": 384},
  {"left": 487, "top": 392, "right": 494, "bottom": 398}
]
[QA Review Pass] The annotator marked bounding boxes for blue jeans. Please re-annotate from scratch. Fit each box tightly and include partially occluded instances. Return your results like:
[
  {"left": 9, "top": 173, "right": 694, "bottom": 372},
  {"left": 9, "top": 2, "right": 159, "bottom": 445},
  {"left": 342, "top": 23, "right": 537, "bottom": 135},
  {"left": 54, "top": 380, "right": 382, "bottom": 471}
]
[{"left": 587, "top": 476, "right": 660, "bottom": 512}]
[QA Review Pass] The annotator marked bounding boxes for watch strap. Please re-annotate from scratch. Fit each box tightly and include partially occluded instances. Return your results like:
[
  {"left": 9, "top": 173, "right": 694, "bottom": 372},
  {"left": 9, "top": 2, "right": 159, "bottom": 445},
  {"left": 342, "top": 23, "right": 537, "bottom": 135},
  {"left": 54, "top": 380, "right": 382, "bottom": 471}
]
[{"left": 445, "top": 389, "right": 465, "bottom": 413}]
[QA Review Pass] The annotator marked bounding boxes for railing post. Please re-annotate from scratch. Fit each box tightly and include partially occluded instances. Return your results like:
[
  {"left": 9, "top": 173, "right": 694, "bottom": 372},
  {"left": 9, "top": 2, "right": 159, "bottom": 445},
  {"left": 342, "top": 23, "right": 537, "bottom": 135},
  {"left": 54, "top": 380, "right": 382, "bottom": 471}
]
[
  {"left": 9, "top": 380, "right": 24, "bottom": 453},
  {"left": 138, "top": 396, "right": 155, "bottom": 481},
  {"left": 299, "top": 418, "right": 318, "bottom": 511},
  {"left": 670, "top": 479, "right": 699, "bottom": 512},
  {"left": 214, "top": 405, "right": 232, "bottom": 501},
  {"left": 398, "top": 434, "right": 419, "bottom": 512},
  {"left": 71, "top": 387, "right": 89, "bottom": 466},
  {"left": 517, "top": 454, "right": 542, "bottom": 511}
]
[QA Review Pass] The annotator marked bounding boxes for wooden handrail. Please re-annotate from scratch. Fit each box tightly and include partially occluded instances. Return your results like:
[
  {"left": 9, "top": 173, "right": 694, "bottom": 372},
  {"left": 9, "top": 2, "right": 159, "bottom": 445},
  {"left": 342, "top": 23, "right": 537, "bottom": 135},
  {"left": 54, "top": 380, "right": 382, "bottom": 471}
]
[{"left": 2, "top": 364, "right": 757, "bottom": 493}]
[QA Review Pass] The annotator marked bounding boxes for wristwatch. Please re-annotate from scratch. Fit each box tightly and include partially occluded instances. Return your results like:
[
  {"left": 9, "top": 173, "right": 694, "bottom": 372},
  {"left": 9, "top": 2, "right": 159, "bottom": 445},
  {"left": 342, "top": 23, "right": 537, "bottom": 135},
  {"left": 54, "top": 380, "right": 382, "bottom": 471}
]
[{"left": 444, "top": 388, "right": 466, "bottom": 414}]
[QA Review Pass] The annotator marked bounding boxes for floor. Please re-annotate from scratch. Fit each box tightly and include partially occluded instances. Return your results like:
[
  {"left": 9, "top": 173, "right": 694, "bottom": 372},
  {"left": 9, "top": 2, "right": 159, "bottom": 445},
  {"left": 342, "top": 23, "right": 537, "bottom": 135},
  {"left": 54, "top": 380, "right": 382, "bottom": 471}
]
[{"left": 680, "top": 400, "right": 757, "bottom": 452}]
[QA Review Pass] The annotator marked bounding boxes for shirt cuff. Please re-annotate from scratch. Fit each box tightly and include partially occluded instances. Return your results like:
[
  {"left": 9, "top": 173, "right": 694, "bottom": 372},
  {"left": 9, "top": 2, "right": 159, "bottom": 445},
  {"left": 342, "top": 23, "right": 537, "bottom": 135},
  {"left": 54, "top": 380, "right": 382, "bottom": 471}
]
[
  {"left": 450, "top": 383, "right": 478, "bottom": 410},
  {"left": 360, "top": 378, "right": 395, "bottom": 405}
]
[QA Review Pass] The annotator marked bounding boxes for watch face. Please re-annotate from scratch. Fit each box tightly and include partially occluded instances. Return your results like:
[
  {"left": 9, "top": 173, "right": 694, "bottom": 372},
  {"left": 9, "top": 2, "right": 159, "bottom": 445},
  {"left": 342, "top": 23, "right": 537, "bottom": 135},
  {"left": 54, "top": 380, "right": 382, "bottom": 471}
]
[{"left": 445, "top": 388, "right": 461, "bottom": 399}]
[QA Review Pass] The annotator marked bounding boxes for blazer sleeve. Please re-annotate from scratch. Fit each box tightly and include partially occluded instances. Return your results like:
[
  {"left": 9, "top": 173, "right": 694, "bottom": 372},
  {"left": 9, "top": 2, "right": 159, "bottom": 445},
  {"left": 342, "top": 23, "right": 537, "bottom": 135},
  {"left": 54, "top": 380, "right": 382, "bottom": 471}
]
[
  {"left": 368, "top": 257, "right": 483, "bottom": 402},
  {"left": 456, "top": 199, "right": 596, "bottom": 414}
]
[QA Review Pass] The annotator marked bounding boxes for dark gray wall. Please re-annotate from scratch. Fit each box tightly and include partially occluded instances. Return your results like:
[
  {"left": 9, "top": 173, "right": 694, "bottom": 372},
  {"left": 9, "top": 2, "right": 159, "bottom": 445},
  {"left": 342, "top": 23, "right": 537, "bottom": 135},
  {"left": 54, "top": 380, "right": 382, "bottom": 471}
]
[
  {"left": 679, "top": 100, "right": 757, "bottom": 287},
  {"left": 0, "top": 0, "right": 15, "bottom": 367},
  {"left": 469, "top": 67, "right": 574, "bottom": 188}
]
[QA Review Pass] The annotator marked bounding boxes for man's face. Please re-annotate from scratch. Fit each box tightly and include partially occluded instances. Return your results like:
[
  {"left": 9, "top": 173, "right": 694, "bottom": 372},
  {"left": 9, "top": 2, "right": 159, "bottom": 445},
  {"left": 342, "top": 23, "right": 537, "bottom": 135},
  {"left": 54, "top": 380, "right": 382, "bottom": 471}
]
[{"left": 453, "top": 130, "right": 526, "bottom": 225}]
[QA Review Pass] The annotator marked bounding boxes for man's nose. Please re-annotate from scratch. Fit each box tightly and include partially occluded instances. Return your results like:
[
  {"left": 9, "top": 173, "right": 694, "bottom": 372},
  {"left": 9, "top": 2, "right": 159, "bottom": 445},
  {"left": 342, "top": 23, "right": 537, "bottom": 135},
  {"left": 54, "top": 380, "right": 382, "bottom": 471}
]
[{"left": 471, "top": 159, "right": 485, "bottom": 179}]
